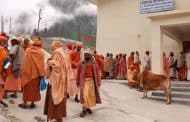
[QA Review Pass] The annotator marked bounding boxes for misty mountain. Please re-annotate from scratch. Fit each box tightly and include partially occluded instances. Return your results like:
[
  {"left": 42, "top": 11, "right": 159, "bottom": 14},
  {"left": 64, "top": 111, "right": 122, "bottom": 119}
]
[
  {"left": 40, "top": 0, "right": 97, "bottom": 47},
  {"left": 48, "top": 0, "right": 88, "bottom": 14}
]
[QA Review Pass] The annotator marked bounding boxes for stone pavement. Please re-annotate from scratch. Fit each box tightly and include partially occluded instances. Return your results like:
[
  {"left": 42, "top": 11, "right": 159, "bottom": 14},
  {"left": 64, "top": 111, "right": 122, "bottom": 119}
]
[{"left": 0, "top": 80, "right": 190, "bottom": 122}]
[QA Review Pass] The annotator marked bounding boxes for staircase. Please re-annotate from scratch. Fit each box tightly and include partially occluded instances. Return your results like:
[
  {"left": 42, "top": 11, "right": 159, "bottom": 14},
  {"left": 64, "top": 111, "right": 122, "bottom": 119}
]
[{"left": 150, "top": 81, "right": 190, "bottom": 105}]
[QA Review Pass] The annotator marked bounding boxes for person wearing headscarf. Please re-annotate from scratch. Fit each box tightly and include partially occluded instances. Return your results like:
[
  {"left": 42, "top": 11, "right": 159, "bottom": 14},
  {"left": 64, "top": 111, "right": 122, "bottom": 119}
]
[
  {"left": 44, "top": 41, "right": 69, "bottom": 122},
  {"left": 76, "top": 49, "right": 101, "bottom": 117},
  {"left": 68, "top": 43, "right": 83, "bottom": 102},
  {"left": 0, "top": 36, "right": 9, "bottom": 108},
  {"left": 163, "top": 52, "right": 169, "bottom": 78},
  {"left": 4, "top": 38, "right": 24, "bottom": 99},
  {"left": 18, "top": 39, "right": 45, "bottom": 109}
]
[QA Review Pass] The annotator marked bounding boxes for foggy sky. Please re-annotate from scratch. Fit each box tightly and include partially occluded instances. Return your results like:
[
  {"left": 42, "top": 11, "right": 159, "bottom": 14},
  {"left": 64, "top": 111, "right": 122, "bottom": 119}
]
[{"left": 0, "top": 0, "right": 96, "bottom": 33}]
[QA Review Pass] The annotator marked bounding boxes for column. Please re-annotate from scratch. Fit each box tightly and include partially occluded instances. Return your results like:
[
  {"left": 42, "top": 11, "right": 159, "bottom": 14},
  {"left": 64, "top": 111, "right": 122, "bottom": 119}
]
[{"left": 151, "top": 24, "right": 163, "bottom": 74}]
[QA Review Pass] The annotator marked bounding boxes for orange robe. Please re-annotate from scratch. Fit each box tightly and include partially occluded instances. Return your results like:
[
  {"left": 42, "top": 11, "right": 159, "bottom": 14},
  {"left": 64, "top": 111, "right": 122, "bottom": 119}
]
[
  {"left": 94, "top": 54, "right": 103, "bottom": 77},
  {"left": 68, "top": 50, "right": 81, "bottom": 96},
  {"left": 128, "top": 56, "right": 134, "bottom": 69},
  {"left": 163, "top": 54, "right": 169, "bottom": 77},
  {"left": 0, "top": 46, "right": 8, "bottom": 101},
  {"left": 127, "top": 69, "right": 137, "bottom": 87},
  {"left": 45, "top": 47, "right": 68, "bottom": 105},
  {"left": 21, "top": 46, "right": 45, "bottom": 102}
]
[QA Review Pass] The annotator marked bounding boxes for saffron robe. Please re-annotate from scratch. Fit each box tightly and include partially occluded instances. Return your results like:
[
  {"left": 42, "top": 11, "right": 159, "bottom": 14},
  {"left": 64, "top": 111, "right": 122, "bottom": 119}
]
[
  {"left": 21, "top": 46, "right": 45, "bottom": 102},
  {"left": 0, "top": 46, "right": 8, "bottom": 101}
]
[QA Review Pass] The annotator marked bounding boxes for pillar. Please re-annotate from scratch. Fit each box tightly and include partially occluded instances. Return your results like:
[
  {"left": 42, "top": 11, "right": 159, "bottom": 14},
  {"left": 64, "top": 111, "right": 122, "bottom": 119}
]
[{"left": 151, "top": 25, "right": 163, "bottom": 74}]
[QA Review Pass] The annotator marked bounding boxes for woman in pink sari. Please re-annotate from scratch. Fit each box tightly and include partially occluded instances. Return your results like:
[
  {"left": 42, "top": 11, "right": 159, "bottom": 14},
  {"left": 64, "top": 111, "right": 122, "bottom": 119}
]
[{"left": 118, "top": 54, "right": 127, "bottom": 79}]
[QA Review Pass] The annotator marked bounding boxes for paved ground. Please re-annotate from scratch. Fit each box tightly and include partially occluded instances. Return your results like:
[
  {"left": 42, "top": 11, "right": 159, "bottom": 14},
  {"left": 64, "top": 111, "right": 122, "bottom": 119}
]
[{"left": 0, "top": 80, "right": 190, "bottom": 122}]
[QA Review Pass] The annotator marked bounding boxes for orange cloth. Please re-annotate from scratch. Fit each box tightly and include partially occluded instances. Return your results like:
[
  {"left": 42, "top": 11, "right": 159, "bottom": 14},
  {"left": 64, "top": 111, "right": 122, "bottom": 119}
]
[
  {"left": 85, "top": 62, "right": 93, "bottom": 78},
  {"left": 23, "top": 78, "right": 41, "bottom": 102},
  {"left": 0, "top": 36, "right": 7, "bottom": 42},
  {"left": 68, "top": 50, "right": 81, "bottom": 96},
  {"left": 68, "top": 69, "right": 79, "bottom": 96},
  {"left": 0, "top": 46, "right": 8, "bottom": 101},
  {"left": 0, "top": 46, "right": 8, "bottom": 75},
  {"left": 134, "top": 64, "right": 140, "bottom": 74},
  {"left": 45, "top": 47, "right": 68, "bottom": 105},
  {"left": 32, "top": 39, "right": 42, "bottom": 47},
  {"left": 127, "top": 56, "right": 134, "bottom": 69},
  {"left": 51, "top": 41, "right": 63, "bottom": 50},
  {"left": 94, "top": 54, "right": 103, "bottom": 71},
  {"left": 0, "top": 85, "right": 3, "bottom": 101},
  {"left": 83, "top": 78, "right": 96, "bottom": 108},
  {"left": 127, "top": 69, "right": 137, "bottom": 86},
  {"left": 4, "top": 73, "right": 21, "bottom": 91},
  {"left": 163, "top": 53, "right": 169, "bottom": 77},
  {"left": 76, "top": 43, "right": 82, "bottom": 49},
  {"left": 22, "top": 43, "right": 31, "bottom": 51},
  {"left": 70, "top": 50, "right": 81, "bottom": 69},
  {"left": 21, "top": 46, "right": 45, "bottom": 88}
]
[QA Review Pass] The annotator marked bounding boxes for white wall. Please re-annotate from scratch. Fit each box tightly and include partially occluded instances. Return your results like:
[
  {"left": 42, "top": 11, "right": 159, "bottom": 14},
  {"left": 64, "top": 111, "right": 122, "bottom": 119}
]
[
  {"left": 163, "top": 34, "right": 183, "bottom": 59},
  {"left": 97, "top": 0, "right": 151, "bottom": 56}
]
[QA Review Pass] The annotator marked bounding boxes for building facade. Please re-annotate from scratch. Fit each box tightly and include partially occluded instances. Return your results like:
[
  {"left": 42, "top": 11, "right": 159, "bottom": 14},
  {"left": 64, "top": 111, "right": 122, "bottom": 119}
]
[{"left": 88, "top": 0, "right": 190, "bottom": 73}]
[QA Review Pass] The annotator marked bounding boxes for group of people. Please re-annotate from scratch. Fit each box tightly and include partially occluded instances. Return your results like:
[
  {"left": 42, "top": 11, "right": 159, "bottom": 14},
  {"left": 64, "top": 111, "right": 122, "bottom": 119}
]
[
  {"left": 88, "top": 51, "right": 151, "bottom": 90},
  {"left": 101, "top": 51, "right": 151, "bottom": 80},
  {"left": 1, "top": 31, "right": 190, "bottom": 121},
  {"left": 0, "top": 32, "right": 102, "bottom": 122},
  {"left": 163, "top": 51, "right": 190, "bottom": 81}
]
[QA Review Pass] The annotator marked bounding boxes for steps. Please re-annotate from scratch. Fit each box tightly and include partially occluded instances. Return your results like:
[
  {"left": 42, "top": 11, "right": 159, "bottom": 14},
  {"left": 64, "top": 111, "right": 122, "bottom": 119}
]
[{"left": 150, "top": 81, "right": 190, "bottom": 105}]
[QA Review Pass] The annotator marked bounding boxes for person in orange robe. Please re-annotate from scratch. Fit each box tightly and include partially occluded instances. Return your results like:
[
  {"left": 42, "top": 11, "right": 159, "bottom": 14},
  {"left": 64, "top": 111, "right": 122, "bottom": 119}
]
[
  {"left": 163, "top": 52, "right": 169, "bottom": 78},
  {"left": 127, "top": 65, "right": 137, "bottom": 88},
  {"left": 118, "top": 54, "right": 127, "bottom": 79},
  {"left": 76, "top": 50, "right": 101, "bottom": 117},
  {"left": 127, "top": 52, "right": 135, "bottom": 69},
  {"left": 0, "top": 36, "right": 9, "bottom": 108},
  {"left": 93, "top": 51, "right": 103, "bottom": 78},
  {"left": 44, "top": 41, "right": 68, "bottom": 122},
  {"left": 68, "top": 43, "right": 82, "bottom": 102},
  {"left": 18, "top": 39, "right": 45, "bottom": 109},
  {"left": 134, "top": 51, "right": 141, "bottom": 74},
  {"left": 4, "top": 39, "right": 24, "bottom": 99},
  {"left": 21, "top": 38, "right": 31, "bottom": 51}
]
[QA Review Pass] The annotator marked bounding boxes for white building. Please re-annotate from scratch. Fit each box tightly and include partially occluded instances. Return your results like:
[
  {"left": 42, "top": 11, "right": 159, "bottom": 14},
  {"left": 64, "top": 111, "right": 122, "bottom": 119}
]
[{"left": 88, "top": 0, "right": 190, "bottom": 73}]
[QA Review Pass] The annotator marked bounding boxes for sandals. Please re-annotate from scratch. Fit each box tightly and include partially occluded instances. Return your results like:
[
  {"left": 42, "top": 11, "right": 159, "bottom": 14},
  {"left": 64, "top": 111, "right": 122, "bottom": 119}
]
[
  {"left": 30, "top": 103, "right": 36, "bottom": 109},
  {"left": 80, "top": 110, "right": 86, "bottom": 117},
  {"left": 9, "top": 93, "right": 18, "bottom": 98},
  {"left": 18, "top": 103, "right": 36, "bottom": 109},
  {"left": 86, "top": 109, "right": 93, "bottom": 114},
  {"left": 18, "top": 103, "right": 27, "bottom": 109},
  {"left": 0, "top": 101, "right": 8, "bottom": 108}
]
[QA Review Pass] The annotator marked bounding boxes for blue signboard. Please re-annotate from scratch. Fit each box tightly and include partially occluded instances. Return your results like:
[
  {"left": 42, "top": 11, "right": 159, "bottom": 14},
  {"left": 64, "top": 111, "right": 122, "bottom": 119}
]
[{"left": 140, "top": 0, "right": 174, "bottom": 14}]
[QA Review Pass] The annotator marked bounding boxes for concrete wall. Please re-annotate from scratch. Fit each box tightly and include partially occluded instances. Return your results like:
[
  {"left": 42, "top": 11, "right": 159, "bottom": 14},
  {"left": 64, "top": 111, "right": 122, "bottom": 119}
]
[
  {"left": 97, "top": 0, "right": 151, "bottom": 55},
  {"left": 96, "top": 0, "right": 190, "bottom": 73},
  {"left": 96, "top": 0, "right": 190, "bottom": 55},
  {"left": 163, "top": 35, "right": 183, "bottom": 59}
]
